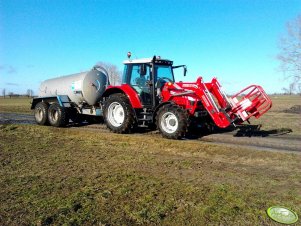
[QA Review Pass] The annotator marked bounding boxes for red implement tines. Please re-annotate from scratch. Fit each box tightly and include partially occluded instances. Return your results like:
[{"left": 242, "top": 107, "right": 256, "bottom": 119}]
[
  {"left": 163, "top": 77, "right": 272, "bottom": 128},
  {"left": 229, "top": 85, "right": 272, "bottom": 122}
]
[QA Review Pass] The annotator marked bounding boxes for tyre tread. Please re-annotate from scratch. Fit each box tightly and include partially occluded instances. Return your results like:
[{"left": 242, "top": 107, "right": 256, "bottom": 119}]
[
  {"left": 104, "top": 93, "right": 136, "bottom": 133},
  {"left": 48, "top": 103, "right": 68, "bottom": 127},
  {"left": 34, "top": 102, "right": 49, "bottom": 125},
  {"left": 156, "top": 104, "right": 188, "bottom": 139}
]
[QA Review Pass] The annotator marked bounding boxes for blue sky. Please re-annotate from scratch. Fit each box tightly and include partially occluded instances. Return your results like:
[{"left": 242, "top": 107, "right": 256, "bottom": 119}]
[{"left": 0, "top": 0, "right": 300, "bottom": 95}]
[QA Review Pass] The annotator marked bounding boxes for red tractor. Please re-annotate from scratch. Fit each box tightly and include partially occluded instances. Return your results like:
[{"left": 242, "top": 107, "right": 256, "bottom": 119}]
[
  {"left": 32, "top": 54, "right": 272, "bottom": 139},
  {"left": 102, "top": 55, "right": 272, "bottom": 139}
]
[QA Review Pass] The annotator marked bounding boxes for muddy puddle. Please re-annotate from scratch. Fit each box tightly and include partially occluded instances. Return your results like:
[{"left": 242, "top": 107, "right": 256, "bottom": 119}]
[{"left": 0, "top": 113, "right": 35, "bottom": 125}]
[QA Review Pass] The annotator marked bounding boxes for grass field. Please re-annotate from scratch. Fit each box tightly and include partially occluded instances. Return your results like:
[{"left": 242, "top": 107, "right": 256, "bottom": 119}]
[
  {"left": 250, "top": 95, "right": 301, "bottom": 135},
  {"left": 0, "top": 96, "right": 300, "bottom": 225},
  {"left": 0, "top": 97, "right": 33, "bottom": 114}
]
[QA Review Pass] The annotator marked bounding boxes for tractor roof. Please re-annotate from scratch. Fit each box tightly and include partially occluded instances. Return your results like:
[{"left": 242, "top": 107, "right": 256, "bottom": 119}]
[{"left": 123, "top": 57, "right": 173, "bottom": 65}]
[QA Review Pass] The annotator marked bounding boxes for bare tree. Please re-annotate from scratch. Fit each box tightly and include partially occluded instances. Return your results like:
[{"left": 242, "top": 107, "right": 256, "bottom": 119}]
[
  {"left": 2, "top": 88, "right": 5, "bottom": 98},
  {"left": 95, "top": 62, "right": 122, "bottom": 85},
  {"left": 282, "top": 87, "right": 289, "bottom": 95},
  {"left": 26, "top": 89, "right": 34, "bottom": 98},
  {"left": 289, "top": 82, "right": 296, "bottom": 95},
  {"left": 8, "top": 92, "right": 13, "bottom": 98},
  {"left": 277, "top": 14, "right": 301, "bottom": 94}
]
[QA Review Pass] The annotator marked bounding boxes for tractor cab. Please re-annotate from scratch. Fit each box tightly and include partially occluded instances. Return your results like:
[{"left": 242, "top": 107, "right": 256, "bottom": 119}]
[{"left": 122, "top": 55, "right": 185, "bottom": 107}]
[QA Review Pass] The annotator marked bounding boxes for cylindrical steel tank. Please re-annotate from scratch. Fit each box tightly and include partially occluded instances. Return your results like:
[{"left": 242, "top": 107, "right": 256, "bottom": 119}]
[{"left": 39, "top": 67, "right": 108, "bottom": 106}]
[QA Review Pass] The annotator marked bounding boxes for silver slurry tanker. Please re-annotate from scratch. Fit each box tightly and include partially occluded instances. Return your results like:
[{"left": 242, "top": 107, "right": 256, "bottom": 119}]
[{"left": 39, "top": 66, "right": 108, "bottom": 106}]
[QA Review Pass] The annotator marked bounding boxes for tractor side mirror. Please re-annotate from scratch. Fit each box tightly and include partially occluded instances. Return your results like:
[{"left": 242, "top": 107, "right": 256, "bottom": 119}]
[
  {"left": 140, "top": 64, "right": 147, "bottom": 76},
  {"left": 184, "top": 66, "right": 187, "bottom": 77}
]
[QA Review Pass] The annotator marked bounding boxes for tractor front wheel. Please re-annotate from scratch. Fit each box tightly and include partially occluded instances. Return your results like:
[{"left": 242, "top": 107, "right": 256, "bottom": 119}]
[
  {"left": 104, "top": 94, "right": 136, "bottom": 133},
  {"left": 156, "top": 104, "right": 188, "bottom": 139}
]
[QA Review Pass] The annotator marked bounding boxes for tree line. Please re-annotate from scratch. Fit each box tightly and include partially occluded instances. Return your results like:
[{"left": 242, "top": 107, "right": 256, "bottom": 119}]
[{"left": 1, "top": 89, "right": 34, "bottom": 98}]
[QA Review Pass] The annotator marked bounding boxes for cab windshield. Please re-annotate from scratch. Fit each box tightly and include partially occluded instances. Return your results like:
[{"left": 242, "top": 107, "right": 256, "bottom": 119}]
[{"left": 155, "top": 65, "right": 174, "bottom": 83}]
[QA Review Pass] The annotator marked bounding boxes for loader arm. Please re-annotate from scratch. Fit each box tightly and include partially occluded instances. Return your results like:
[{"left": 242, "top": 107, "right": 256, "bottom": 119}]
[{"left": 162, "top": 77, "right": 272, "bottom": 128}]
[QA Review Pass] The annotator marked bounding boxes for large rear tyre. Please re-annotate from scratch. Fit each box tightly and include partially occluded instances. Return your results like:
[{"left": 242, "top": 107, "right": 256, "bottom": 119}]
[
  {"left": 34, "top": 102, "right": 49, "bottom": 125},
  {"left": 156, "top": 104, "right": 188, "bottom": 139},
  {"left": 48, "top": 103, "right": 68, "bottom": 127},
  {"left": 104, "top": 94, "right": 136, "bottom": 133}
]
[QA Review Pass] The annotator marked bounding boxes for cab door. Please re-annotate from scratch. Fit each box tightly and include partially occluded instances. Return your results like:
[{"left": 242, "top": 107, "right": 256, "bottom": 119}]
[{"left": 127, "top": 64, "right": 152, "bottom": 106}]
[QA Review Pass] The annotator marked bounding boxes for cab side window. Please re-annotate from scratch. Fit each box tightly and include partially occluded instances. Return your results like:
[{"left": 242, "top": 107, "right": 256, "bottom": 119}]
[
  {"left": 130, "top": 64, "right": 150, "bottom": 93},
  {"left": 130, "top": 65, "right": 141, "bottom": 87}
]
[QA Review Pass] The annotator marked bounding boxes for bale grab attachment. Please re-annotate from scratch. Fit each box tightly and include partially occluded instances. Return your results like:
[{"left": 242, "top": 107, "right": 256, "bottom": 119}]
[{"left": 198, "top": 77, "right": 272, "bottom": 127}]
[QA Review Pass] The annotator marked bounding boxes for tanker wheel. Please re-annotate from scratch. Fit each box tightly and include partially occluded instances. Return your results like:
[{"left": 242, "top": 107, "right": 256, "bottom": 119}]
[
  {"left": 104, "top": 93, "right": 136, "bottom": 133},
  {"left": 34, "top": 102, "right": 49, "bottom": 125},
  {"left": 48, "top": 103, "right": 68, "bottom": 127},
  {"left": 156, "top": 104, "right": 188, "bottom": 139}
]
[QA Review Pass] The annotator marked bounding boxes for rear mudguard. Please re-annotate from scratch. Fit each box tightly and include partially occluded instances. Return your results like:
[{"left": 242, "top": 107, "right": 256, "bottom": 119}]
[{"left": 102, "top": 85, "right": 143, "bottom": 109}]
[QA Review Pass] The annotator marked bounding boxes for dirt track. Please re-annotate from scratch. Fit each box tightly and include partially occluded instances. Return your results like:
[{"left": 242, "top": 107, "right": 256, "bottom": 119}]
[{"left": 1, "top": 112, "right": 300, "bottom": 154}]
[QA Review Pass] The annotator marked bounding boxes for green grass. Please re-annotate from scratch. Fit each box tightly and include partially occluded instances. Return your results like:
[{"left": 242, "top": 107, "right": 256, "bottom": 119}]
[
  {"left": 0, "top": 95, "right": 300, "bottom": 225},
  {"left": 0, "top": 124, "right": 300, "bottom": 225}
]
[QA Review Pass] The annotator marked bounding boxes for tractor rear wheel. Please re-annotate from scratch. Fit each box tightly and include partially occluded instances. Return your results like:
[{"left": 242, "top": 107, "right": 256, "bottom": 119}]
[
  {"left": 34, "top": 102, "right": 49, "bottom": 125},
  {"left": 48, "top": 103, "right": 68, "bottom": 127},
  {"left": 156, "top": 104, "right": 188, "bottom": 139},
  {"left": 104, "top": 94, "right": 136, "bottom": 133}
]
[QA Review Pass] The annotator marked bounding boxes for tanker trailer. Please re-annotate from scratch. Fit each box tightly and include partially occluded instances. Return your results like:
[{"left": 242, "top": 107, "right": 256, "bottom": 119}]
[{"left": 31, "top": 66, "right": 108, "bottom": 127}]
